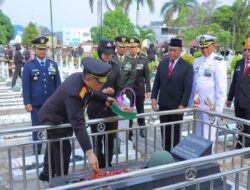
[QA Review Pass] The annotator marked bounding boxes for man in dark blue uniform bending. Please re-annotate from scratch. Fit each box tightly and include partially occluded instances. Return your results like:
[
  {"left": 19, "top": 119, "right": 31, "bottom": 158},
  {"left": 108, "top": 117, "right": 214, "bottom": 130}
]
[{"left": 38, "top": 57, "right": 114, "bottom": 182}]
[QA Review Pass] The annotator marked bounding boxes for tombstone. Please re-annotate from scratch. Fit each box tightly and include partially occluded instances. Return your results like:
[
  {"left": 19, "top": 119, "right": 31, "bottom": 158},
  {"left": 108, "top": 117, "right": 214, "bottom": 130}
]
[{"left": 171, "top": 134, "right": 213, "bottom": 161}]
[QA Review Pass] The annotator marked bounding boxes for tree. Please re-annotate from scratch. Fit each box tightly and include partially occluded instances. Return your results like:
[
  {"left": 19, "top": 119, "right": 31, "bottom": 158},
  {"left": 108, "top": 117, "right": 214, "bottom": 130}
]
[
  {"left": 217, "top": 31, "right": 232, "bottom": 58},
  {"left": 200, "top": 0, "right": 218, "bottom": 24},
  {"left": 22, "top": 22, "right": 40, "bottom": 47},
  {"left": 231, "top": 0, "right": 250, "bottom": 51},
  {"left": 0, "top": 10, "right": 14, "bottom": 45},
  {"left": 90, "top": 6, "right": 136, "bottom": 43},
  {"left": 160, "top": 0, "right": 197, "bottom": 26},
  {"left": 119, "top": 0, "right": 154, "bottom": 26},
  {"left": 212, "top": 5, "right": 234, "bottom": 31},
  {"left": 134, "top": 26, "right": 155, "bottom": 42}
]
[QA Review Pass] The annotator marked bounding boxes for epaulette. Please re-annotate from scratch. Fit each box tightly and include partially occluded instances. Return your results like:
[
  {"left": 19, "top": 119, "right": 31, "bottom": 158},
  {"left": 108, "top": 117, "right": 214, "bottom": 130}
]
[
  {"left": 214, "top": 56, "right": 223, "bottom": 61},
  {"left": 138, "top": 54, "right": 147, "bottom": 60},
  {"left": 79, "top": 86, "right": 88, "bottom": 99},
  {"left": 48, "top": 58, "right": 55, "bottom": 63},
  {"left": 27, "top": 59, "right": 36, "bottom": 64},
  {"left": 127, "top": 55, "right": 136, "bottom": 59}
]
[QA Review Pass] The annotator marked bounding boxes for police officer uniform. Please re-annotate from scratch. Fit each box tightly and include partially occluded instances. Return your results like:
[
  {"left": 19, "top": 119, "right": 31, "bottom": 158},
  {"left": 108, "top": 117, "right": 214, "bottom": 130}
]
[
  {"left": 112, "top": 36, "right": 136, "bottom": 89},
  {"left": 189, "top": 35, "right": 227, "bottom": 142},
  {"left": 129, "top": 37, "right": 151, "bottom": 137},
  {"left": 87, "top": 39, "right": 122, "bottom": 168},
  {"left": 227, "top": 38, "right": 250, "bottom": 148},
  {"left": 22, "top": 36, "right": 61, "bottom": 154},
  {"left": 38, "top": 57, "right": 112, "bottom": 181}
]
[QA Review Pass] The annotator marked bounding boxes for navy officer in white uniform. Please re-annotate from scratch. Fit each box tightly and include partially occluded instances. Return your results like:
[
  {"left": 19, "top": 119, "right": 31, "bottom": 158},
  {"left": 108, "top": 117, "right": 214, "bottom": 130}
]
[{"left": 189, "top": 35, "right": 227, "bottom": 142}]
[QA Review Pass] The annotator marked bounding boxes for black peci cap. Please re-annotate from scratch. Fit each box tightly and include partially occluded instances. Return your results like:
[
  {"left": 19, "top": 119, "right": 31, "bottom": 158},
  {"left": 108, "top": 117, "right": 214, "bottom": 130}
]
[{"left": 169, "top": 38, "right": 182, "bottom": 48}]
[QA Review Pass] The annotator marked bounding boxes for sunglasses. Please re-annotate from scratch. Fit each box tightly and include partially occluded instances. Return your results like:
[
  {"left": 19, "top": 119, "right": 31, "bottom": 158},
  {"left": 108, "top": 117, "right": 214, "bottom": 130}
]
[{"left": 243, "top": 48, "right": 250, "bottom": 52}]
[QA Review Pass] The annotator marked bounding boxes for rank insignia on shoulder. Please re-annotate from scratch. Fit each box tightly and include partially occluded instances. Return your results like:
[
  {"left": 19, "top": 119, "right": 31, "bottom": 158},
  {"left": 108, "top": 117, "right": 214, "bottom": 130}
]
[
  {"left": 214, "top": 56, "right": 223, "bottom": 61},
  {"left": 79, "top": 86, "right": 88, "bottom": 99},
  {"left": 128, "top": 55, "right": 136, "bottom": 59}
]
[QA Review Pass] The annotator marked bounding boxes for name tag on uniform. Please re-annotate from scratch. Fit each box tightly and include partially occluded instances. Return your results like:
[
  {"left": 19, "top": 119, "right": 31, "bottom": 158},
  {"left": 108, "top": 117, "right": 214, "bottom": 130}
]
[
  {"left": 124, "top": 63, "right": 132, "bottom": 71},
  {"left": 204, "top": 67, "right": 212, "bottom": 77},
  {"left": 31, "top": 69, "right": 39, "bottom": 80},
  {"left": 136, "top": 64, "right": 143, "bottom": 70}
]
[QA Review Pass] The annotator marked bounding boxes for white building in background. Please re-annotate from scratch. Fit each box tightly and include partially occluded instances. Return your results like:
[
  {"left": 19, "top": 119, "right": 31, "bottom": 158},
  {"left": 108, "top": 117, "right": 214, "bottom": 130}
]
[
  {"left": 146, "top": 22, "right": 179, "bottom": 43},
  {"left": 63, "top": 28, "right": 91, "bottom": 46}
]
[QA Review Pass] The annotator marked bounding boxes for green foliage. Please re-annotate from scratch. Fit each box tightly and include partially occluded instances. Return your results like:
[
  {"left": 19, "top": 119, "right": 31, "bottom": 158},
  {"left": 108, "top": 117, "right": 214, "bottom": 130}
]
[
  {"left": 92, "top": 51, "right": 99, "bottom": 60},
  {"left": 181, "top": 54, "right": 195, "bottom": 64},
  {"left": 22, "top": 22, "right": 40, "bottom": 47},
  {"left": 212, "top": 5, "right": 234, "bottom": 31},
  {"left": 148, "top": 60, "right": 159, "bottom": 73},
  {"left": 228, "top": 55, "right": 242, "bottom": 75},
  {"left": 0, "top": 10, "right": 14, "bottom": 44},
  {"left": 193, "top": 51, "right": 202, "bottom": 58},
  {"left": 134, "top": 26, "right": 155, "bottom": 42},
  {"left": 216, "top": 31, "right": 232, "bottom": 50},
  {"left": 90, "top": 27, "right": 102, "bottom": 44},
  {"left": 160, "top": 0, "right": 198, "bottom": 26},
  {"left": 90, "top": 6, "right": 136, "bottom": 43}
]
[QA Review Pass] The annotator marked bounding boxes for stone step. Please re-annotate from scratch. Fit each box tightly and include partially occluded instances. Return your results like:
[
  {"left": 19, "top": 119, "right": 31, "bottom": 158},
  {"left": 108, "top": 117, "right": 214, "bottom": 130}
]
[
  {"left": 0, "top": 94, "right": 22, "bottom": 99},
  {"left": 0, "top": 86, "right": 11, "bottom": 90},
  {"left": 0, "top": 102, "right": 23, "bottom": 107},
  {"left": 0, "top": 104, "right": 24, "bottom": 111},
  {"left": 0, "top": 92, "right": 21, "bottom": 96},
  {"left": 0, "top": 97, "right": 23, "bottom": 103}
]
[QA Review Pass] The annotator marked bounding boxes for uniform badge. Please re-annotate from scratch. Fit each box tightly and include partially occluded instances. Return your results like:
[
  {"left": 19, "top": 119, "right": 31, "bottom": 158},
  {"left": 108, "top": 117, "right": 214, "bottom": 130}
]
[
  {"left": 124, "top": 63, "right": 132, "bottom": 71},
  {"left": 200, "top": 36, "right": 206, "bottom": 43},
  {"left": 194, "top": 67, "right": 199, "bottom": 73},
  {"left": 136, "top": 64, "right": 143, "bottom": 70},
  {"left": 236, "top": 67, "right": 241, "bottom": 72},
  {"left": 48, "top": 64, "right": 56, "bottom": 75},
  {"left": 33, "top": 76, "right": 38, "bottom": 80},
  {"left": 107, "top": 42, "right": 111, "bottom": 47},
  {"left": 204, "top": 67, "right": 212, "bottom": 77}
]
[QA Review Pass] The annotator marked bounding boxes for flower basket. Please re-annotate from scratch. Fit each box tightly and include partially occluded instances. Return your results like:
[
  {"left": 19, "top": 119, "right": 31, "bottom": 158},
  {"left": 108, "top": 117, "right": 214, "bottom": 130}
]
[{"left": 111, "top": 87, "right": 137, "bottom": 120}]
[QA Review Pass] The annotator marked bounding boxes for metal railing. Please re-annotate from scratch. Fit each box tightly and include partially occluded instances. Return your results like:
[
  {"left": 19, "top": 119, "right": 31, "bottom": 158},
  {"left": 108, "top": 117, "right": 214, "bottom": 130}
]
[{"left": 0, "top": 108, "right": 250, "bottom": 190}]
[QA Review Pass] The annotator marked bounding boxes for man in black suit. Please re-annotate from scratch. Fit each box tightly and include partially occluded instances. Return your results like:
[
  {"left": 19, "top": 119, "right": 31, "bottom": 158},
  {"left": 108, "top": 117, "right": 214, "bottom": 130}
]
[
  {"left": 226, "top": 38, "right": 250, "bottom": 149},
  {"left": 151, "top": 39, "right": 194, "bottom": 151}
]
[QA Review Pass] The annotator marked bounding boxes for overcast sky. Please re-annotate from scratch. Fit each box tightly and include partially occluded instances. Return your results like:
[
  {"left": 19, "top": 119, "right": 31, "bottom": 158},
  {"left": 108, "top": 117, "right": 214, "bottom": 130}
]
[{"left": 1, "top": 0, "right": 235, "bottom": 31}]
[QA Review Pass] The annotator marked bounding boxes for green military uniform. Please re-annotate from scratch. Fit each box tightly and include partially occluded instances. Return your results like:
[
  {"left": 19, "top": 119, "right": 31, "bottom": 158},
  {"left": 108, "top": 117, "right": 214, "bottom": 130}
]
[{"left": 112, "top": 54, "right": 136, "bottom": 88}]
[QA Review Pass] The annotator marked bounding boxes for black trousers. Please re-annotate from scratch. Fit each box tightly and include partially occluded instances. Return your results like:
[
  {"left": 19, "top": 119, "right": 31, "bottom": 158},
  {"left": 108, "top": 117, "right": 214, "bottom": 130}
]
[
  {"left": 43, "top": 128, "right": 73, "bottom": 176},
  {"left": 159, "top": 107, "right": 183, "bottom": 152},
  {"left": 90, "top": 122, "right": 117, "bottom": 168},
  {"left": 235, "top": 103, "right": 250, "bottom": 148},
  {"left": 11, "top": 64, "right": 22, "bottom": 88},
  {"left": 129, "top": 95, "right": 145, "bottom": 138}
]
